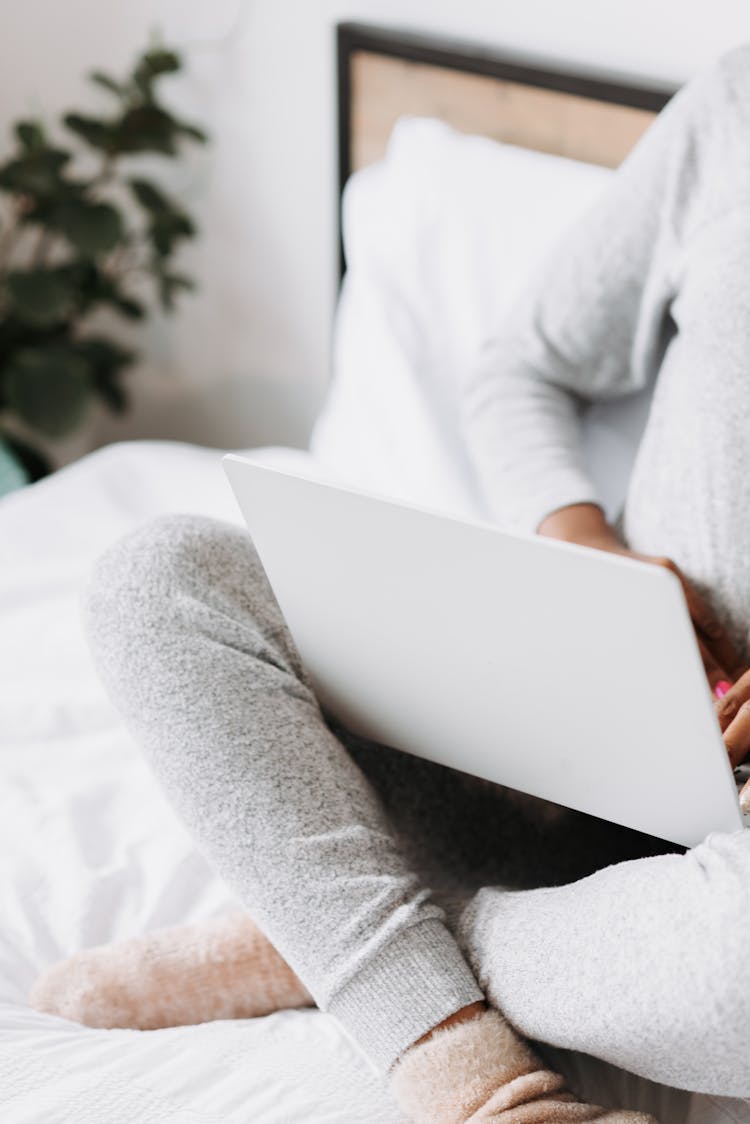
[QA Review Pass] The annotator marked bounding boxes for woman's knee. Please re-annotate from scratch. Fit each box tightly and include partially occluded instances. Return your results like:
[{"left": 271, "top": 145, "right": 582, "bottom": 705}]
[
  {"left": 85, "top": 514, "right": 262, "bottom": 628},
  {"left": 83, "top": 512, "right": 307, "bottom": 707},
  {"left": 668, "top": 831, "right": 750, "bottom": 1094},
  {"left": 83, "top": 514, "right": 272, "bottom": 669}
]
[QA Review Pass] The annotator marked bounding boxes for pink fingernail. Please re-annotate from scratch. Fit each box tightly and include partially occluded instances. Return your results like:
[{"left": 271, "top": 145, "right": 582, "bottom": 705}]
[{"left": 714, "top": 680, "right": 732, "bottom": 699}]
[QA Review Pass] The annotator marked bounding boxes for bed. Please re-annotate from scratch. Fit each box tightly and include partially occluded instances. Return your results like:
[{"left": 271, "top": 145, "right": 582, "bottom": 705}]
[{"left": 2, "top": 22, "right": 748, "bottom": 1124}]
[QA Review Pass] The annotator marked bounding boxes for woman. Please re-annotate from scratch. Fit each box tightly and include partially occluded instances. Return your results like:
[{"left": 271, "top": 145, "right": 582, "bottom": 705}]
[{"left": 32, "top": 43, "right": 750, "bottom": 1123}]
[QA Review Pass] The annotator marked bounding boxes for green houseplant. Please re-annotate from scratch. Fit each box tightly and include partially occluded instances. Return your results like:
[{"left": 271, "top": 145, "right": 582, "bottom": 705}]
[{"left": 0, "top": 44, "right": 207, "bottom": 496}]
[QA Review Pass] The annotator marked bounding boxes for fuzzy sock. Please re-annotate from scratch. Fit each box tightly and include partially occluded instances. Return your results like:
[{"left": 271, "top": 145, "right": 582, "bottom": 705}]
[
  {"left": 29, "top": 912, "right": 314, "bottom": 1030},
  {"left": 388, "top": 1009, "right": 658, "bottom": 1123}
]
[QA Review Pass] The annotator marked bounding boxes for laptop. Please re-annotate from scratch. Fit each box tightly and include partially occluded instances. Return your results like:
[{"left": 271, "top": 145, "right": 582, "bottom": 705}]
[{"left": 223, "top": 454, "right": 749, "bottom": 848}]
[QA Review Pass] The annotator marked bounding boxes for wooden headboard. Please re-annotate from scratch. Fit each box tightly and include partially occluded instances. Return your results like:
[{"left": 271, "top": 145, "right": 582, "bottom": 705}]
[{"left": 336, "top": 22, "right": 676, "bottom": 271}]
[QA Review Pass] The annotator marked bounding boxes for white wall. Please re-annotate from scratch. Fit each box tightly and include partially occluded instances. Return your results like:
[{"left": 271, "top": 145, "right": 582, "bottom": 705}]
[{"left": 1, "top": 0, "right": 749, "bottom": 462}]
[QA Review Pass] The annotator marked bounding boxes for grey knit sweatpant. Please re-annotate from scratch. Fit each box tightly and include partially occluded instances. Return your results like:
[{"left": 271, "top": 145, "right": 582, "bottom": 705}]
[{"left": 84, "top": 512, "right": 750, "bottom": 1095}]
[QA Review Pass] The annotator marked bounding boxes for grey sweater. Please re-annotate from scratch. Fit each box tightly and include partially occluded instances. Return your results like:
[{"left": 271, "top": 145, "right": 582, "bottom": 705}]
[{"left": 461, "top": 44, "right": 750, "bottom": 661}]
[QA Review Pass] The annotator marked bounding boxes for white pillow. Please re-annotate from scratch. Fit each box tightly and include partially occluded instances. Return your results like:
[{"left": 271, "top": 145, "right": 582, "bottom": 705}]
[{"left": 310, "top": 117, "right": 648, "bottom": 520}]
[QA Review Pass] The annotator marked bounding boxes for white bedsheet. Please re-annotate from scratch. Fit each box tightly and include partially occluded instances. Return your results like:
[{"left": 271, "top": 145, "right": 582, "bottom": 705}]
[
  {"left": 0, "top": 440, "right": 406, "bottom": 1123},
  {"left": 1, "top": 439, "right": 748, "bottom": 1123}
]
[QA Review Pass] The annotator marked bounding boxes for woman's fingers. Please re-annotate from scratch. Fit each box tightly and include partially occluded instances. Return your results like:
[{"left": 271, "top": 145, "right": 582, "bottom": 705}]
[
  {"left": 714, "top": 667, "right": 750, "bottom": 730},
  {"left": 695, "top": 635, "right": 732, "bottom": 694},
  {"left": 640, "top": 555, "right": 744, "bottom": 684},
  {"left": 648, "top": 554, "right": 749, "bottom": 691},
  {"left": 740, "top": 776, "right": 750, "bottom": 814},
  {"left": 649, "top": 554, "right": 750, "bottom": 772},
  {"left": 682, "top": 580, "right": 747, "bottom": 683},
  {"left": 631, "top": 550, "right": 750, "bottom": 776},
  {"left": 714, "top": 667, "right": 750, "bottom": 731},
  {"left": 658, "top": 557, "right": 746, "bottom": 681},
  {"left": 723, "top": 706, "right": 750, "bottom": 769},
  {"left": 715, "top": 668, "right": 750, "bottom": 768}
]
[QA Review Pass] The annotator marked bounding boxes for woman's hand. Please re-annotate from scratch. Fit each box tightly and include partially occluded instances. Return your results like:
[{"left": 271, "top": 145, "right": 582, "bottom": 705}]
[
  {"left": 538, "top": 504, "right": 750, "bottom": 803},
  {"left": 626, "top": 553, "right": 747, "bottom": 695},
  {"left": 715, "top": 671, "right": 750, "bottom": 767},
  {"left": 714, "top": 672, "right": 750, "bottom": 810}
]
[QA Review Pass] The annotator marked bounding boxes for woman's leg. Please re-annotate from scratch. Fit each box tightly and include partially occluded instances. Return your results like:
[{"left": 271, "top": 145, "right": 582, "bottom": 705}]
[
  {"left": 454, "top": 830, "right": 750, "bottom": 1098},
  {"left": 30, "top": 912, "right": 315, "bottom": 1029},
  {"left": 82, "top": 512, "right": 484, "bottom": 1074},
  {"left": 81, "top": 512, "right": 656, "bottom": 1122}
]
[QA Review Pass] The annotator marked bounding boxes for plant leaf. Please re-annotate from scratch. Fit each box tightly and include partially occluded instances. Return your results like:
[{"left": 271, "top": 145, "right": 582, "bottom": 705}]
[
  {"left": 73, "top": 336, "right": 133, "bottom": 414},
  {"left": 130, "top": 177, "right": 196, "bottom": 260},
  {"left": 0, "top": 315, "right": 54, "bottom": 366},
  {"left": 53, "top": 259, "right": 99, "bottom": 312},
  {"left": 129, "top": 177, "right": 171, "bottom": 214},
  {"left": 132, "top": 49, "right": 181, "bottom": 98},
  {"left": 52, "top": 199, "right": 123, "bottom": 257},
  {"left": 177, "top": 121, "right": 208, "bottom": 144},
  {"left": 63, "top": 113, "right": 116, "bottom": 152},
  {"left": 112, "top": 292, "right": 145, "bottom": 319},
  {"left": 92, "top": 374, "right": 128, "bottom": 412},
  {"left": 4, "top": 345, "right": 91, "bottom": 438},
  {"left": 6, "top": 270, "right": 76, "bottom": 326},
  {"left": 150, "top": 210, "right": 195, "bottom": 258},
  {"left": 114, "top": 105, "right": 178, "bottom": 155},
  {"left": 89, "top": 71, "right": 124, "bottom": 97},
  {"left": 54, "top": 262, "right": 145, "bottom": 321},
  {"left": 0, "top": 148, "right": 71, "bottom": 196},
  {"left": 158, "top": 271, "right": 195, "bottom": 311},
  {"left": 15, "top": 120, "right": 46, "bottom": 151},
  {"left": 74, "top": 336, "right": 134, "bottom": 371}
]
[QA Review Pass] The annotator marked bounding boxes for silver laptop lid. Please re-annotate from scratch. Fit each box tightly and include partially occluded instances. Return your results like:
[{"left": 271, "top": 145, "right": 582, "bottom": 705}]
[{"left": 224, "top": 455, "right": 743, "bottom": 848}]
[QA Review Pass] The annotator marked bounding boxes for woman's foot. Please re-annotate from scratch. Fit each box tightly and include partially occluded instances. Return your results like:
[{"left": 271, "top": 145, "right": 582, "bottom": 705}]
[
  {"left": 31, "top": 915, "right": 657, "bottom": 1122},
  {"left": 29, "top": 912, "right": 314, "bottom": 1029},
  {"left": 388, "top": 1008, "right": 658, "bottom": 1123}
]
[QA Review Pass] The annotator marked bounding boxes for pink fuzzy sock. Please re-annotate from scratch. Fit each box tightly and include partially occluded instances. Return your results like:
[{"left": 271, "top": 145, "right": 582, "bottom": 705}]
[
  {"left": 29, "top": 912, "right": 314, "bottom": 1030},
  {"left": 388, "top": 1009, "right": 658, "bottom": 1123}
]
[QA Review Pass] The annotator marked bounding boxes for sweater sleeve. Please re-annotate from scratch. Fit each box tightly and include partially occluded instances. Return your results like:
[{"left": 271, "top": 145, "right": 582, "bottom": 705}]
[{"left": 460, "top": 60, "right": 716, "bottom": 536}]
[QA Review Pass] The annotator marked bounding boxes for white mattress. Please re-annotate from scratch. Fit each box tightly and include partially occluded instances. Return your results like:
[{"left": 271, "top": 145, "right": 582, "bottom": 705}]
[
  {"left": 1, "top": 439, "right": 748, "bottom": 1124},
  {"left": 0, "top": 440, "right": 406, "bottom": 1123}
]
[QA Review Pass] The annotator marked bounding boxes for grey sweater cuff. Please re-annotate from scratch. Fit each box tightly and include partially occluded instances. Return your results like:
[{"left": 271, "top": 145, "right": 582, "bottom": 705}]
[{"left": 325, "top": 916, "right": 484, "bottom": 1074}]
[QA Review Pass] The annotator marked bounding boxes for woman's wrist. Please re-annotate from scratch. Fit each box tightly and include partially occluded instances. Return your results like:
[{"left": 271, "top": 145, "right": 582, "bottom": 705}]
[{"left": 536, "top": 503, "right": 626, "bottom": 554}]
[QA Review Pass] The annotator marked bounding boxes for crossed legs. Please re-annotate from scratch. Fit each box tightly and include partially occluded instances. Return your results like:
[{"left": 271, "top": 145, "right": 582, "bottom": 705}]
[{"left": 61, "top": 512, "right": 750, "bottom": 1106}]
